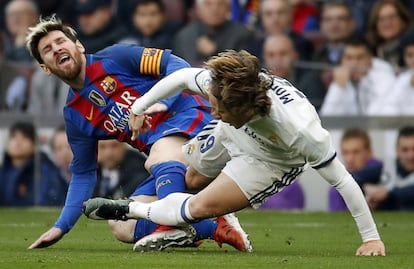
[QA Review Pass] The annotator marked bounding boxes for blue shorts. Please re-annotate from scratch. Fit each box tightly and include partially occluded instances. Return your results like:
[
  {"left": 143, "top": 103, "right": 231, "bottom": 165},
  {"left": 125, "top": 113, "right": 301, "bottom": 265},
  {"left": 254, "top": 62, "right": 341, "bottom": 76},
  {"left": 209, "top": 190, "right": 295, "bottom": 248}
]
[{"left": 135, "top": 107, "right": 213, "bottom": 153}]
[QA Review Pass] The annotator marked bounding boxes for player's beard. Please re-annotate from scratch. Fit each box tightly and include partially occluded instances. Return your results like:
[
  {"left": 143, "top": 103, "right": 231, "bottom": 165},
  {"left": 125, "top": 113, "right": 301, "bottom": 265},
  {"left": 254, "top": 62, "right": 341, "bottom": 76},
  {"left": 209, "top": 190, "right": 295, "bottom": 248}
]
[{"left": 52, "top": 51, "right": 83, "bottom": 81}]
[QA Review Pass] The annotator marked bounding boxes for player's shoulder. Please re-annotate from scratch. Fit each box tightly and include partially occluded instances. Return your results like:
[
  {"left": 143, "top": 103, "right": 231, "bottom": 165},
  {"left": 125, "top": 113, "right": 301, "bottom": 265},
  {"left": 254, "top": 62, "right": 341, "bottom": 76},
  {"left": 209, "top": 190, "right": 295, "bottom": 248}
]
[
  {"left": 95, "top": 44, "right": 143, "bottom": 58},
  {"left": 94, "top": 44, "right": 172, "bottom": 69},
  {"left": 267, "top": 75, "right": 307, "bottom": 106},
  {"left": 98, "top": 44, "right": 171, "bottom": 56}
]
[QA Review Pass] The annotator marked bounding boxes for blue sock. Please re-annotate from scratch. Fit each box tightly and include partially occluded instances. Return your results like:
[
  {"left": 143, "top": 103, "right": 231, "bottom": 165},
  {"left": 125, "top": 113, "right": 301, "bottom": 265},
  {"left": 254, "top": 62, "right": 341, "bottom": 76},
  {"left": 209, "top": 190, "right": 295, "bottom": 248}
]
[
  {"left": 151, "top": 161, "right": 187, "bottom": 199},
  {"left": 133, "top": 219, "right": 158, "bottom": 242},
  {"left": 133, "top": 218, "right": 218, "bottom": 242},
  {"left": 192, "top": 219, "right": 218, "bottom": 241}
]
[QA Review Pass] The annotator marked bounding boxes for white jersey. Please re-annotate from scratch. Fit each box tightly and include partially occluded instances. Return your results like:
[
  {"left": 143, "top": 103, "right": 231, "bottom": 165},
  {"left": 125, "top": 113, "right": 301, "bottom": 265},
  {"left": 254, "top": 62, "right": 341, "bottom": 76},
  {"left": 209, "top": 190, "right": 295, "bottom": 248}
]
[
  {"left": 378, "top": 70, "right": 414, "bottom": 116},
  {"left": 131, "top": 67, "right": 381, "bottom": 242},
  {"left": 195, "top": 71, "right": 336, "bottom": 169},
  {"left": 181, "top": 71, "right": 336, "bottom": 208}
]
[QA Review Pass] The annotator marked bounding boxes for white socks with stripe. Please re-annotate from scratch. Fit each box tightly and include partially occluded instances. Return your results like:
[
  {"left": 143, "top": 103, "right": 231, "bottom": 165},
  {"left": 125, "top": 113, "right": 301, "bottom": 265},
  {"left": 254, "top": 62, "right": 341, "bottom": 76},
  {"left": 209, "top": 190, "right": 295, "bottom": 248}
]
[{"left": 128, "top": 192, "right": 195, "bottom": 226}]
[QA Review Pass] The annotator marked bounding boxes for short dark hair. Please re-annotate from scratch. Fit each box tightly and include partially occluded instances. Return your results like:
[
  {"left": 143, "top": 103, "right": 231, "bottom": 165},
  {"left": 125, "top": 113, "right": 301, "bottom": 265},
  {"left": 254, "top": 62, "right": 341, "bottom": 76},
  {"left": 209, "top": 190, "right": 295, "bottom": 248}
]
[
  {"left": 398, "top": 126, "right": 414, "bottom": 140},
  {"left": 10, "top": 121, "right": 36, "bottom": 143},
  {"left": 341, "top": 128, "right": 371, "bottom": 150},
  {"left": 344, "top": 36, "right": 374, "bottom": 55},
  {"left": 134, "top": 0, "right": 165, "bottom": 12},
  {"left": 321, "top": 0, "right": 353, "bottom": 19}
]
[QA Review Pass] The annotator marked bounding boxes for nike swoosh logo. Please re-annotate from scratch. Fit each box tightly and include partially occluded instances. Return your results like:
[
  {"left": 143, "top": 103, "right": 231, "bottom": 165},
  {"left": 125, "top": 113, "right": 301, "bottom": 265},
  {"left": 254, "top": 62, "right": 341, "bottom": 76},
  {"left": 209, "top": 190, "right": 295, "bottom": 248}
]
[{"left": 86, "top": 106, "right": 94, "bottom": 121}]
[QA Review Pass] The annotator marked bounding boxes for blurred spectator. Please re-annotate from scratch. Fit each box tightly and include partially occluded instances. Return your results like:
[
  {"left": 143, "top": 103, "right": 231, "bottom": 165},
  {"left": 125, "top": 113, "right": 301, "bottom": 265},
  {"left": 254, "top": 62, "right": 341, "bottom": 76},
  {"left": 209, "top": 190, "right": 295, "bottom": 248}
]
[
  {"left": 262, "top": 33, "right": 325, "bottom": 110},
  {"left": 27, "top": 66, "right": 69, "bottom": 115},
  {"left": 0, "top": 121, "right": 36, "bottom": 206},
  {"left": 342, "top": 0, "right": 377, "bottom": 35},
  {"left": 173, "top": 0, "right": 253, "bottom": 67},
  {"left": 2, "top": 0, "right": 38, "bottom": 63},
  {"left": 4, "top": 72, "right": 29, "bottom": 111},
  {"left": 117, "top": 0, "right": 191, "bottom": 29},
  {"left": 48, "top": 125, "right": 72, "bottom": 183},
  {"left": 94, "top": 139, "right": 149, "bottom": 199},
  {"left": 313, "top": 1, "right": 356, "bottom": 66},
  {"left": 306, "top": 1, "right": 357, "bottom": 110},
  {"left": 260, "top": 181, "right": 304, "bottom": 210},
  {"left": 161, "top": 0, "right": 193, "bottom": 26},
  {"left": 37, "top": 125, "right": 72, "bottom": 206},
  {"left": 329, "top": 128, "right": 383, "bottom": 211},
  {"left": 75, "top": 0, "right": 128, "bottom": 53},
  {"left": 230, "top": 0, "right": 260, "bottom": 30},
  {"left": 249, "top": 0, "right": 314, "bottom": 61},
  {"left": 367, "top": 0, "right": 412, "bottom": 71},
  {"left": 379, "top": 29, "right": 414, "bottom": 116},
  {"left": 34, "top": 0, "right": 77, "bottom": 25},
  {"left": 290, "top": 0, "right": 319, "bottom": 35},
  {"left": 364, "top": 126, "right": 414, "bottom": 210},
  {"left": 263, "top": 33, "right": 298, "bottom": 79},
  {"left": 1, "top": 0, "right": 38, "bottom": 112},
  {"left": 122, "top": 0, "right": 180, "bottom": 49},
  {"left": 320, "top": 37, "right": 396, "bottom": 116}
]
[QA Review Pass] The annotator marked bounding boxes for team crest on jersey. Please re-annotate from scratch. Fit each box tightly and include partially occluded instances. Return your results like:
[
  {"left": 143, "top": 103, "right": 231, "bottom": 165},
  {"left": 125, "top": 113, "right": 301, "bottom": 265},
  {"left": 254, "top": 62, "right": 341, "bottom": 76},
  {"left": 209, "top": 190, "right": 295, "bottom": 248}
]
[
  {"left": 201, "top": 76, "right": 212, "bottom": 94},
  {"left": 100, "top": 76, "right": 117, "bottom": 94},
  {"left": 185, "top": 144, "right": 195, "bottom": 155},
  {"left": 88, "top": 90, "right": 106, "bottom": 107},
  {"left": 142, "top": 48, "right": 158, "bottom": 57},
  {"left": 268, "top": 134, "right": 279, "bottom": 142}
]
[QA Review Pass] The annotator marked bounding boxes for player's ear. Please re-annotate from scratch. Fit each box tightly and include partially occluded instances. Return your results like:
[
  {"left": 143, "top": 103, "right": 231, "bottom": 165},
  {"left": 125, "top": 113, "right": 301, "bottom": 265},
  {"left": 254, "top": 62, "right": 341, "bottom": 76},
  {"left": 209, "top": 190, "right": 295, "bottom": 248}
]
[
  {"left": 75, "top": 40, "right": 85, "bottom": 53},
  {"left": 39, "top": 64, "right": 52, "bottom": 76}
]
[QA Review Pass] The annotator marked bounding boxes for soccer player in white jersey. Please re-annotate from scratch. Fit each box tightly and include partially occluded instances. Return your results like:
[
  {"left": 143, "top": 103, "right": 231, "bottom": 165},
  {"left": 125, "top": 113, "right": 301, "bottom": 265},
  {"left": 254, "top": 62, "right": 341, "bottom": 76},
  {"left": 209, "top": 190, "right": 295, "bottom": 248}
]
[{"left": 84, "top": 50, "right": 386, "bottom": 256}]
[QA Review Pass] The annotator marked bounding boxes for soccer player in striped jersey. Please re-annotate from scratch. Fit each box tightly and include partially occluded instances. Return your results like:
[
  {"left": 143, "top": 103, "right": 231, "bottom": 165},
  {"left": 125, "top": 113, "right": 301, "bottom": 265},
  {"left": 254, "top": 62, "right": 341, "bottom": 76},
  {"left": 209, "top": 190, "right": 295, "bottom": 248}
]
[
  {"left": 25, "top": 16, "right": 252, "bottom": 252},
  {"left": 85, "top": 50, "right": 386, "bottom": 256}
]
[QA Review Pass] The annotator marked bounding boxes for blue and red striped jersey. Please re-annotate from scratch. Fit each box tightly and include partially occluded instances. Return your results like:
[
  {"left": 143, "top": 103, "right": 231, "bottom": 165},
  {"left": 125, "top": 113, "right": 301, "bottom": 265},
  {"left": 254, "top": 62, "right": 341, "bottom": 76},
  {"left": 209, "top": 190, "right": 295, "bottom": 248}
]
[
  {"left": 64, "top": 44, "right": 210, "bottom": 173},
  {"left": 55, "top": 44, "right": 211, "bottom": 232}
]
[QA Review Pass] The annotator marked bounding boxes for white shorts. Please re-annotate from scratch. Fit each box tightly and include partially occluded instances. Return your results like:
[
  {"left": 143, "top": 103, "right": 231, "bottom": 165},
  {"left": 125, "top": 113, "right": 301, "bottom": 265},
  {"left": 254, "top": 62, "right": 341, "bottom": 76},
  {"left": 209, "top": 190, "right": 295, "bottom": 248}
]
[{"left": 182, "top": 120, "right": 305, "bottom": 209}]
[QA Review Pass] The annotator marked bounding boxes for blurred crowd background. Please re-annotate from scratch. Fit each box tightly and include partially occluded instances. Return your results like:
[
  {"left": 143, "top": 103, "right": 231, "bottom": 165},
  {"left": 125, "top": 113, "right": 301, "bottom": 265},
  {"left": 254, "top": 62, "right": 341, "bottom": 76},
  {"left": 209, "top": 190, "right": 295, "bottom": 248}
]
[{"left": 1, "top": 0, "right": 414, "bottom": 211}]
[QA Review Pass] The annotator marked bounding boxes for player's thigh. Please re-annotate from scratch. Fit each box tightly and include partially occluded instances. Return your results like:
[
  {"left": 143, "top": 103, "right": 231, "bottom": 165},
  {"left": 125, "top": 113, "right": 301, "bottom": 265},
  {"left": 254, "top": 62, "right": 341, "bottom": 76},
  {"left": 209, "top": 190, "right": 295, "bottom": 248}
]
[
  {"left": 145, "top": 135, "right": 189, "bottom": 169},
  {"left": 189, "top": 172, "right": 250, "bottom": 219},
  {"left": 223, "top": 155, "right": 304, "bottom": 209}
]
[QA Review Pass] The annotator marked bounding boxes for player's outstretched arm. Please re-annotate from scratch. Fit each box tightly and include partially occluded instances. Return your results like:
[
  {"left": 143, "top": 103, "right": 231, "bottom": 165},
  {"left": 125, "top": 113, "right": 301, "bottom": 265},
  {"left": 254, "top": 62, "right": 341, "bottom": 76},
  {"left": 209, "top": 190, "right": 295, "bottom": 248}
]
[
  {"left": 356, "top": 239, "right": 386, "bottom": 256},
  {"left": 316, "top": 158, "right": 386, "bottom": 256},
  {"left": 28, "top": 227, "right": 63, "bottom": 249},
  {"left": 131, "top": 68, "right": 207, "bottom": 115}
]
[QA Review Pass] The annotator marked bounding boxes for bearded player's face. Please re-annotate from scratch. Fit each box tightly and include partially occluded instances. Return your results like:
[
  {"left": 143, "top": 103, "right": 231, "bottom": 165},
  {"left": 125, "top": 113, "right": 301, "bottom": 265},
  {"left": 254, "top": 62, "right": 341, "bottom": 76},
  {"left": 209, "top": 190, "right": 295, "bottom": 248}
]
[{"left": 38, "top": 30, "right": 85, "bottom": 81}]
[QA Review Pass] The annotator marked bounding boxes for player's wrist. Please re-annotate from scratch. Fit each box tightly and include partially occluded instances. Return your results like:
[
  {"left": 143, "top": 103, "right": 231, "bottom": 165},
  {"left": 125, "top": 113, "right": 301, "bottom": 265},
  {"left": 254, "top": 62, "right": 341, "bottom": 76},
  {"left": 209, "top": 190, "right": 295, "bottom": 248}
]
[{"left": 131, "top": 101, "right": 146, "bottom": 115}]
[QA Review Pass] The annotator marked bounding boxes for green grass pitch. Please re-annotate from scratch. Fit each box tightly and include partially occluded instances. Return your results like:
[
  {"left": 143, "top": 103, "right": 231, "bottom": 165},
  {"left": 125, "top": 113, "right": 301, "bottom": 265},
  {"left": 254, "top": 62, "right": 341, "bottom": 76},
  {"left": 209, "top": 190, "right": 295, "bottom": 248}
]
[{"left": 0, "top": 208, "right": 413, "bottom": 269}]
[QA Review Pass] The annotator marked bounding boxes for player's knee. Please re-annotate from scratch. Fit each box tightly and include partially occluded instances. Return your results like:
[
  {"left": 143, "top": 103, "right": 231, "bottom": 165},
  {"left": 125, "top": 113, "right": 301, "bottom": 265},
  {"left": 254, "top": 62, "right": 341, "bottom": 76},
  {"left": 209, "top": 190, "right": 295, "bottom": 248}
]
[
  {"left": 185, "top": 167, "right": 212, "bottom": 191},
  {"left": 108, "top": 220, "right": 135, "bottom": 243}
]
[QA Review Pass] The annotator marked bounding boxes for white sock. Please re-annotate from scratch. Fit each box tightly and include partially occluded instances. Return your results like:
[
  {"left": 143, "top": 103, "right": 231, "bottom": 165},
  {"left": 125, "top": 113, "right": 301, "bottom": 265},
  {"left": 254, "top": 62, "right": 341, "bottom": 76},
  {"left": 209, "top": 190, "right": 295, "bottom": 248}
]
[{"left": 128, "top": 193, "right": 195, "bottom": 226}]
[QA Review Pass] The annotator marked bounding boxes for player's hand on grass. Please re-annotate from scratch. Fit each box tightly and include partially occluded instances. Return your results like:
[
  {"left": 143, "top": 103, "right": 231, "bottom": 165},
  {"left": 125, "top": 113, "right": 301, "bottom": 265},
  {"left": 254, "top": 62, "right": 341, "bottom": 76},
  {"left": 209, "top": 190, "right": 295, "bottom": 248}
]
[
  {"left": 355, "top": 239, "right": 385, "bottom": 256},
  {"left": 28, "top": 227, "right": 63, "bottom": 249}
]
